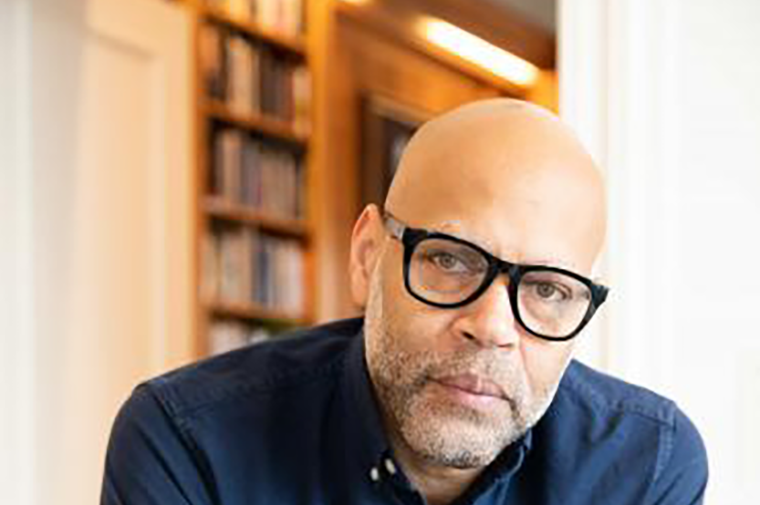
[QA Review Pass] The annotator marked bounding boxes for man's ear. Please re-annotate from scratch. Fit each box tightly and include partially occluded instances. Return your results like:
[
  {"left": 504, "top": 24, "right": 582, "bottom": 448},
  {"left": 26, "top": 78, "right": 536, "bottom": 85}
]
[{"left": 349, "top": 204, "right": 385, "bottom": 309}]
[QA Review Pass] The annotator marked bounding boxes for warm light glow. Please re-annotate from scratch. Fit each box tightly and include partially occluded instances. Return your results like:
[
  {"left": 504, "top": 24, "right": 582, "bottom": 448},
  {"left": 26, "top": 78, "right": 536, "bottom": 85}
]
[
  {"left": 340, "top": 0, "right": 372, "bottom": 5},
  {"left": 420, "top": 18, "right": 539, "bottom": 87}
]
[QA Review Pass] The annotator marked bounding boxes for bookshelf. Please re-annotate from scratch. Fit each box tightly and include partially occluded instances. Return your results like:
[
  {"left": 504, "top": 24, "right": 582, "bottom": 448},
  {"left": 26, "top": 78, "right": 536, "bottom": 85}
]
[
  {"left": 191, "top": 0, "right": 313, "bottom": 356},
  {"left": 181, "top": 0, "right": 557, "bottom": 357}
]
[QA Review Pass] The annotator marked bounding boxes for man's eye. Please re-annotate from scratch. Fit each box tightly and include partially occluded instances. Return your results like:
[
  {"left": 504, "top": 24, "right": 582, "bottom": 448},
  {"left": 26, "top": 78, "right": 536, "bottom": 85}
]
[
  {"left": 428, "top": 252, "right": 467, "bottom": 272},
  {"left": 530, "top": 282, "right": 570, "bottom": 301}
]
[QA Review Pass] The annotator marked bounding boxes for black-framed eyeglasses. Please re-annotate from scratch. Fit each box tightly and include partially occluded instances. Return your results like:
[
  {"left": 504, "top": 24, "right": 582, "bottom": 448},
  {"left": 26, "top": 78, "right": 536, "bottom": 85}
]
[{"left": 384, "top": 213, "right": 609, "bottom": 342}]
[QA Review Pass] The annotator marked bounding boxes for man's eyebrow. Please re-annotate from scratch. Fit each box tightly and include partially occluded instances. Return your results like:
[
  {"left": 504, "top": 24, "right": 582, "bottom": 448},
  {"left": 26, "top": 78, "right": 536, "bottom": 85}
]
[
  {"left": 428, "top": 221, "right": 585, "bottom": 273},
  {"left": 427, "top": 222, "right": 510, "bottom": 260}
]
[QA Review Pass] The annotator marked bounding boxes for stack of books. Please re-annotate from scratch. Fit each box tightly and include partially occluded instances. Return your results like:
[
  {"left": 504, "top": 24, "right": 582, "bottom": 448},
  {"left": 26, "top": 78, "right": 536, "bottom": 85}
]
[
  {"left": 203, "top": 227, "right": 305, "bottom": 316},
  {"left": 199, "top": 24, "right": 311, "bottom": 130},
  {"left": 211, "top": 128, "right": 303, "bottom": 219}
]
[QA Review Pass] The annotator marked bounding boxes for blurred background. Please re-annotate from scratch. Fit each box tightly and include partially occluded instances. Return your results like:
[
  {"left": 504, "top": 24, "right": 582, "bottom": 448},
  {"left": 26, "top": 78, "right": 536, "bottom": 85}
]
[{"left": 1, "top": 0, "right": 759, "bottom": 503}]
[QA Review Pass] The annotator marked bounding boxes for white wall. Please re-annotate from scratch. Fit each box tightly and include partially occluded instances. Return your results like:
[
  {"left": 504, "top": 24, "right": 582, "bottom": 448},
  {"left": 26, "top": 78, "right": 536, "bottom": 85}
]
[
  {"left": 0, "top": 1, "right": 194, "bottom": 504},
  {"left": 560, "top": 0, "right": 760, "bottom": 503}
]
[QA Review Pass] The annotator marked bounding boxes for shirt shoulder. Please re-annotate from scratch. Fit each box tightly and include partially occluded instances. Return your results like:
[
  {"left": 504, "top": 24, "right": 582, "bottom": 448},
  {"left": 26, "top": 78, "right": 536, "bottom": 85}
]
[
  {"left": 534, "top": 360, "right": 708, "bottom": 503},
  {"left": 144, "top": 318, "right": 363, "bottom": 420},
  {"left": 102, "top": 318, "right": 375, "bottom": 504},
  {"left": 560, "top": 359, "right": 678, "bottom": 426}
]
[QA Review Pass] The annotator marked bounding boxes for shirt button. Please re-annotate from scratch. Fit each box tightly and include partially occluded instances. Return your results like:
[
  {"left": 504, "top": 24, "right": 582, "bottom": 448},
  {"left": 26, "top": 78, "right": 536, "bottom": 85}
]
[
  {"left": 384, "top": 458, "right": 397, "bottom": 475},
  {"left": 369, "top": 466, "right": 381, "bottom": 483}
]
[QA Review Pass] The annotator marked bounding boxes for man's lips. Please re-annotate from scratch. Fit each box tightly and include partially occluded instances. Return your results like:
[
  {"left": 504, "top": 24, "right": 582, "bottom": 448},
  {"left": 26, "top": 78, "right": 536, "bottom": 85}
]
[{"left": 433, "top": 374, "right": 506, "bottom": 400}]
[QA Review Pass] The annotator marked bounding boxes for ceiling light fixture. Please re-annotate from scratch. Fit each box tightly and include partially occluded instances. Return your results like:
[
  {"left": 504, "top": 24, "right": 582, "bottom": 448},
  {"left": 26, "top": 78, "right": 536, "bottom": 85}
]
[{"left": 420, "top": 18, "right": 539, "bottom": 87}]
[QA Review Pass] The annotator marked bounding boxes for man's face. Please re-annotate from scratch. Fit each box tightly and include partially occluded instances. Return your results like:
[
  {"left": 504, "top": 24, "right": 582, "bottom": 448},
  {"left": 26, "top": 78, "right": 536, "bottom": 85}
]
[
  {"left": 363, "top": 212, "right": 581, "bottom": 469},
  {"left": 352, "top": 101, "right": 606, "bottom": 470}
]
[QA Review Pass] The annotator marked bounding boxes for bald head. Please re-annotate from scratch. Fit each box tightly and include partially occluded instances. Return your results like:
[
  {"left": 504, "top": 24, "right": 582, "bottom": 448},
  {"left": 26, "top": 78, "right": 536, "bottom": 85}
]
[{"left": 384, "top": 99, "right": 606, "bottom": 272}]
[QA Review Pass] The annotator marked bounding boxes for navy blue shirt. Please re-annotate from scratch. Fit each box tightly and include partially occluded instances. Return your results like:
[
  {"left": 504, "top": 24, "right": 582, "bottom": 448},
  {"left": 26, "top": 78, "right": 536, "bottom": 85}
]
[{"left": 101, "top": 318, "right": 708, "bottom": 505}]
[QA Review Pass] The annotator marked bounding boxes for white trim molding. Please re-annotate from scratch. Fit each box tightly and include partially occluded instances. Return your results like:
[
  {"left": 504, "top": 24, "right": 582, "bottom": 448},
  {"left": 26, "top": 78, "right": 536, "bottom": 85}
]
[
  {"left": 0, "top": 1, "right": 36, "bottom": 504},
  {"left": 558, "top": 0, "right": 681, "bottom": 392}
]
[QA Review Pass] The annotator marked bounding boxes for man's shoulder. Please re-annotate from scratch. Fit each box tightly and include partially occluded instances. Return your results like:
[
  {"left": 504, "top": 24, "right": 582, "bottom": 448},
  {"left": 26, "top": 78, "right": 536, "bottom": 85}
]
[
  {"left": 142, "top": 317, "right": 364, "bottom": 420},
  {"left": 537, "top": 360, "right": 708, "bottom": 501},
  {"left": 559, "top": 360, "right": 680, "bottom": 427}
]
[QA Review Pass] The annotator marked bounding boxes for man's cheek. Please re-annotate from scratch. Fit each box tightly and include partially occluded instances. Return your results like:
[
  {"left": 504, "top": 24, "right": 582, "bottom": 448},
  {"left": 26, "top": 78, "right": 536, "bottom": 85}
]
[{"left": 523, "top": 345, "right": 573, "bottom": 396}]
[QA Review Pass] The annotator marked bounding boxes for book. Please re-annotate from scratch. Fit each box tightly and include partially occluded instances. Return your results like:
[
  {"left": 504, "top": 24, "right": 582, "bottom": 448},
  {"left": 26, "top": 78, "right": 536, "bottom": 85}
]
[
  {"left": 227, "top": 35, "right": 255, "bottom": 115},
  {"left": 292, "top": 66, "right": 311, "bottom": 134},
  {"left": 199, "top": 24, "right": 227, "bottom": 100},
  {"left": 215, "top": 128, "right": 244, "bottom": 201}
]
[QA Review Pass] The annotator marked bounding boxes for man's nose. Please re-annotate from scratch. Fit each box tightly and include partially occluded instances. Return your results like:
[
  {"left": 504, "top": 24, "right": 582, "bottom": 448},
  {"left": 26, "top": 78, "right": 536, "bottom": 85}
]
[{"left": 454, "top": 276, "right": 522, "bottom": 349}]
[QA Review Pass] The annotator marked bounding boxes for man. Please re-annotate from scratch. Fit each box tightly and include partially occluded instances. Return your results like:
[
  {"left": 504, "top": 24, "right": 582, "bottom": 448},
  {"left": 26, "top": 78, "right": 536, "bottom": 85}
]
[{"left": 101, "top": 100, "right": 708, "bottom": 505}]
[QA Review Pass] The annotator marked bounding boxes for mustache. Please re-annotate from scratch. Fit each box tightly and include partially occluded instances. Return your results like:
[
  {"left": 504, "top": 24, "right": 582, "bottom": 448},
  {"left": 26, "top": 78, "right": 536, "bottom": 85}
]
[{"left": 409, "top": 349, "right": 524, "bottom": 391}]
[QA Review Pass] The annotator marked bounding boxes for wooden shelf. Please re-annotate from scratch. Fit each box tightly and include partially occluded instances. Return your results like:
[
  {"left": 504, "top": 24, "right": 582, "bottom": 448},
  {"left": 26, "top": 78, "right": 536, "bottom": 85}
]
[
  {"left": 192, "top": 0, "right": 316, "bottom": 358},
  {"left": 205, "top": 197, "right": 308, "bottom": 238},
  {"left": 209, "top": 299, "right": 307, "bottom": 326},
  {"left": 189, "top": 0, "right": 555, "bottom": 357},
  {"left": 202, "top": 7, "right": 307, "bottom": 57},
  {"left": 205, "top": 100, "right": 309, "bottom": 146}
]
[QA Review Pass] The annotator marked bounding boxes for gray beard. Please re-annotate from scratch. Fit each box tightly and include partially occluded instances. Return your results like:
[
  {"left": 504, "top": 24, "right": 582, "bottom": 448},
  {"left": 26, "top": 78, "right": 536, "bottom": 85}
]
[{"left": 364, "top": 283, "right": 557, "bottom": 469}]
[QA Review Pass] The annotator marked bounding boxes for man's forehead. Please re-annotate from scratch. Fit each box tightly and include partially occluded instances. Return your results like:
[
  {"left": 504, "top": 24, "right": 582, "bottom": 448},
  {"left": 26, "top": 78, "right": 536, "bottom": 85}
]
[{"left": 406, "top": 216, "right": 584, "bottom": 272}]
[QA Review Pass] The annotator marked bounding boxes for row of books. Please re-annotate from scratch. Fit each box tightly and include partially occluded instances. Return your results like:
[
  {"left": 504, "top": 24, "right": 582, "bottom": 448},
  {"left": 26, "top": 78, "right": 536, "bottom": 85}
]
[
  {"left": 211, "top": 128, "right": 303, "bottom": 219},
  {"left": 203, "top": 226, "right": 305, "bottom": 315},
  {"left": 206, "top": 0, "right": 305, "bottom": 38},
  {"left": 199, "top": 23, "right": 311, "bottom": 130},
  {"left": 208, "top": 320, "right": 272, "bottom": 355}
]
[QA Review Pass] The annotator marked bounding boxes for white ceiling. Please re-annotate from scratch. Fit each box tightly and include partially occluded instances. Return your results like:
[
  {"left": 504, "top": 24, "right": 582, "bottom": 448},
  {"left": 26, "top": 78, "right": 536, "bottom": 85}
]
[{"left": 481, "top": 0, "right": 556, "bottom": 33}]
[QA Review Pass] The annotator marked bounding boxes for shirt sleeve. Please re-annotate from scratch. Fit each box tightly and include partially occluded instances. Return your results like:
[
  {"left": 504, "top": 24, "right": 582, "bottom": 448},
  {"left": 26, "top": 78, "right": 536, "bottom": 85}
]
[
  {"left": 646, "top": 406, "right": 709, "bottom": 505},
  {"left": 100, "top": 384, "right": 215, "bottom": 505}
]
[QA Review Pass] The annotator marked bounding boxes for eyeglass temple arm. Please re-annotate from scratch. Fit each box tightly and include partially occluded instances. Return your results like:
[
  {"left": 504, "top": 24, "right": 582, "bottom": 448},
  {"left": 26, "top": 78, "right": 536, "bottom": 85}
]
[{"left": 383, "top": 213, "right": 405, "bottom": 240}]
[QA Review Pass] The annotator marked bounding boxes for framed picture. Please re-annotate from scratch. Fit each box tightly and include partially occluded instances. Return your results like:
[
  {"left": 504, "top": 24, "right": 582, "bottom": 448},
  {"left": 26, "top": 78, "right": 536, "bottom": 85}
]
[{"left": 360, "top": 94, "right": 431, "bottom": 208}]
